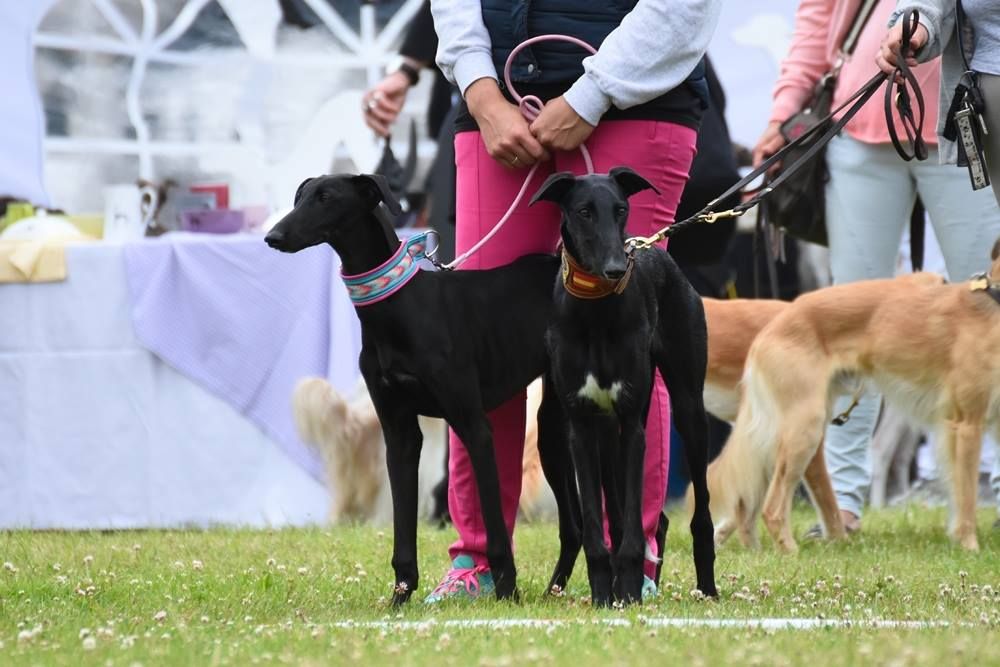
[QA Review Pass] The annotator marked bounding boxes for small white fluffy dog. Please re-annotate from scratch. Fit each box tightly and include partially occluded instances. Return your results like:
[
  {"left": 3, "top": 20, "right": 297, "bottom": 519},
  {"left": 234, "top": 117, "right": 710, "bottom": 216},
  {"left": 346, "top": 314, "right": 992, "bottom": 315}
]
[
  {"left": 294, "top": 377, "right": 554, "bottom": 524},
  {"left": 293, "top": 377, "right": 447, "bottom": 524}
]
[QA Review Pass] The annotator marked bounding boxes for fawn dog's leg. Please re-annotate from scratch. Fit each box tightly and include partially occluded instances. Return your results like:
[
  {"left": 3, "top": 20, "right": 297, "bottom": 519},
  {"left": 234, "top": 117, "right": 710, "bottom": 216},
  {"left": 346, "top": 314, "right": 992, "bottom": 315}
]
[{"left": 802, "top": 440, "right": 847, "bottom": 540}]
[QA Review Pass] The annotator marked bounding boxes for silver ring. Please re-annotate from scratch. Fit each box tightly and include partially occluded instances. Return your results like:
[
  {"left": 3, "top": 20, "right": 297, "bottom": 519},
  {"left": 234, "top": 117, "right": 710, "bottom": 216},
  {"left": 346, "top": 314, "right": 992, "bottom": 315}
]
[
  {"left": 366, "top": 98, "right": 378, "bottom": 111},
  {"left": 511, "top": 155, "right": 520, "bottom": 165}
]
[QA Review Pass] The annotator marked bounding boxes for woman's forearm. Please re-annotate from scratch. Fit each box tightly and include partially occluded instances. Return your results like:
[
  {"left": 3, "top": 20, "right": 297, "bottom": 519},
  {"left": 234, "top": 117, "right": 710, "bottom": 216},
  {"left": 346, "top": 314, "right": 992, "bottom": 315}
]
[
  {"left": 430, "top": 0, "right": 496, "bottom": 96},
  {"left": 563, "top": 0, "right": 723, "bottom": 125}
]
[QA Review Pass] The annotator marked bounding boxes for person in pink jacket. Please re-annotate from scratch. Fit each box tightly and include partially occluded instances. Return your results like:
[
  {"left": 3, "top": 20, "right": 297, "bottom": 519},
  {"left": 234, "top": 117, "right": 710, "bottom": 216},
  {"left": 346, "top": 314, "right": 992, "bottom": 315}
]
[{"left": 753, "top": 0, "right": 1000, "bottom": 536}]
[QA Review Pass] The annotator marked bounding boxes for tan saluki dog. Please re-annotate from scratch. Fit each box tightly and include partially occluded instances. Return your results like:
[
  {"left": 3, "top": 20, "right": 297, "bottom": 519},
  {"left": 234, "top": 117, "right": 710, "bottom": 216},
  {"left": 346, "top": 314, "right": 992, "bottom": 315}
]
[
  {"left": 710, "top": 246, "right": 1000, "bottom": 553},
  {"left": 700, "top": 298, "right": 790, "bottom": 421}
]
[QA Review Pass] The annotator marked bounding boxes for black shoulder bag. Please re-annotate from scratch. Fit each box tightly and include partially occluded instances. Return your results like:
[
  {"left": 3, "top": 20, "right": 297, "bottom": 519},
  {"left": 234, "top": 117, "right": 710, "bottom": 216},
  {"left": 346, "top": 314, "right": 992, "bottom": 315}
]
[{"left": 765, "top": 0, "right": 880, "bottom": 246}]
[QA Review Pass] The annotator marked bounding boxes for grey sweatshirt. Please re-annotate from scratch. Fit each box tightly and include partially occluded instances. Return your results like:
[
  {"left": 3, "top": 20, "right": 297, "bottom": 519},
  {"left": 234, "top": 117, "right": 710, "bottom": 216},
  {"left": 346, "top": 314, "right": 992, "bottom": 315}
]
[{"left": 429, "top": 0, "right": 722, "bottom": 126}]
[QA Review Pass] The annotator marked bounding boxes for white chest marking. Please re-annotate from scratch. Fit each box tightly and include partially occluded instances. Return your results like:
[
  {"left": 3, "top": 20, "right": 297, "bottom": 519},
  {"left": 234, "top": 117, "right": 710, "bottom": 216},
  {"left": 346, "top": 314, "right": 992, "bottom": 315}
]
[{"left": 577, "top": 374, "right": 622, "bottom": 412}]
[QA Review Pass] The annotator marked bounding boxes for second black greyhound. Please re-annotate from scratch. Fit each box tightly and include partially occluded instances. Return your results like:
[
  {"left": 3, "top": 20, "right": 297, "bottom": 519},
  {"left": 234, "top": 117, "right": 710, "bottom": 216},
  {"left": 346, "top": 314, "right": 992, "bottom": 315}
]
[
  {"left": 532, "top": 168, "right": 717, "bottom": 605},
  {"left": 265, "top": 174, "right": 582, "bottom": 604}
]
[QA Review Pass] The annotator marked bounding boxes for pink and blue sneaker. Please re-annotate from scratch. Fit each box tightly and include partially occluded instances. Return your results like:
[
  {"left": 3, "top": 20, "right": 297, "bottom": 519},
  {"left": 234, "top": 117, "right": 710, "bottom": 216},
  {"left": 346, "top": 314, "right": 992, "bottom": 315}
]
[{"left": 423, "top": 555, "right": 495, "bottom": 603}]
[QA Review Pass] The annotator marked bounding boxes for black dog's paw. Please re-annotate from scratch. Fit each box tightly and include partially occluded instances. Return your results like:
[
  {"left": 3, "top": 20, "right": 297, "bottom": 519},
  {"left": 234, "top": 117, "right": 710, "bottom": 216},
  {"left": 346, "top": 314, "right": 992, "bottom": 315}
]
[
  {"left": 391, "top": 581, "right": 415, "bottom": 606},
  {"left": 591, "top": 590, "right": 613, "bottom": 608},
  {"left": 614, "top": 571, "right": 644, "bottom": 606},
  {"left": 493, "top": 572, "right": 519, "bottom": 601},
  {"left": 698, "top": 584, "right": 720, "bottom": 599}
]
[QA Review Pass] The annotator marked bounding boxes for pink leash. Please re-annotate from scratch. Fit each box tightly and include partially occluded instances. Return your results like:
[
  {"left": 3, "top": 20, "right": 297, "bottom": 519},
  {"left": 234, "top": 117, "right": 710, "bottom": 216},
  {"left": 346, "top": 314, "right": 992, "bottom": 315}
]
[{"left": 438, "top": 34, "right": 597, "bottom": 271}]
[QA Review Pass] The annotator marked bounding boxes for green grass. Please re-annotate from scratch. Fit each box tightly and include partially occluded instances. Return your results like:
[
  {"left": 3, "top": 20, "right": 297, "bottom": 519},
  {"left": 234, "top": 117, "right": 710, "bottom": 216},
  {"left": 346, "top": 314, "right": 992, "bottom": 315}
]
[{"left": 2, "top": 505, "right": 999, "bottom": 666}]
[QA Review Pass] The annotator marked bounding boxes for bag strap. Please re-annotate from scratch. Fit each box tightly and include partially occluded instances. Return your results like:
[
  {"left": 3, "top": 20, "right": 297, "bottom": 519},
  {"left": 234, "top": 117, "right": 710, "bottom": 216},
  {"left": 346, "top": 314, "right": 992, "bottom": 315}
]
[
  {"left": 841, "top": 0, "right": 881, "bottom": 58},
  {"left": 909, "top": 196, "right": 925, "bottom": 272},
  {"left": 956, "top": 0, "right": 973, "bottom": 73}
]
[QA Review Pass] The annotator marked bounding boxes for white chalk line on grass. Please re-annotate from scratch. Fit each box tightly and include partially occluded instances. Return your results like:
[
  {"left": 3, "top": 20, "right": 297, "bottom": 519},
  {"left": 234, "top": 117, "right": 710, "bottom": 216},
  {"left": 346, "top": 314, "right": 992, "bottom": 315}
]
[{"left": 330, "top": 617, "right": 963, "bottom": 631}]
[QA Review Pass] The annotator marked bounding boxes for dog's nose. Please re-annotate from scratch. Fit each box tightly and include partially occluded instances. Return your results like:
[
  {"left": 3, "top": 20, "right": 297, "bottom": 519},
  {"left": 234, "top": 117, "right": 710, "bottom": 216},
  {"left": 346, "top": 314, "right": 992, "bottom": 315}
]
[
  {"left": 603, "top": 263, "right": 627, "bottom": 280},
  {"left": 264, "top": 230, "right": 284, "bottom": 248}
]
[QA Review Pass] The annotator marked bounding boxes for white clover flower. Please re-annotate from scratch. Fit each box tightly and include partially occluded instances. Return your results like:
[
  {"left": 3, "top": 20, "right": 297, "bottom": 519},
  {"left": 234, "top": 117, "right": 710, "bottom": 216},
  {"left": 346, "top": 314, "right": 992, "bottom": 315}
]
[
  {"left": 153, "top": 610, "right": 167, "bottom": 622},
  {"left": 82, "top": 636, "right": 97, "bottom": 650}
]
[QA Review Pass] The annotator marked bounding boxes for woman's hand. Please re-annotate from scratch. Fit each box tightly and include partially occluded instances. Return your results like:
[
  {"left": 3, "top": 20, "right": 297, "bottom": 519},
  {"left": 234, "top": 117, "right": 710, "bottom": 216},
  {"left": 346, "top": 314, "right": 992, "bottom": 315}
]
[
  {"left": 363, "top": 69, "right": 412, "bottom": 137},
  {"left": 466, "top": 78, "right": 550, "bottom": 169},
  {"left": 877, "top": 20, "right": 928, "bottom": 74},
  {"left": 530, "top": 96, "right": 595, "bottom": 152},
  {"left": 752, "top": 121, "right": 787, "bottom": 169}
]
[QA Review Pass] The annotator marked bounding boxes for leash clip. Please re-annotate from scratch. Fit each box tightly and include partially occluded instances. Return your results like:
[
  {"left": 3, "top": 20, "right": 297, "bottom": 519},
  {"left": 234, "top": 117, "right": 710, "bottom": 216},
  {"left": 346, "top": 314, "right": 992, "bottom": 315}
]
[
  {"left": 423, "top": 229, "right": 453, "bottom": 271},
  {"left": 625, "top": 233, "right": 663, "bottom": 251},
  {"left": 701, "top": 209, "right": 744, "bottom": 225}
]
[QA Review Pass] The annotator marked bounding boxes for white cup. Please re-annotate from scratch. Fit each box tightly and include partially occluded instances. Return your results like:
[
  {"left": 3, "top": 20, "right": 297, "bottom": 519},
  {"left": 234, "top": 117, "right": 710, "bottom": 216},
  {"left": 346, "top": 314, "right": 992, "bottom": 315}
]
[{"left": 103, "top": 184, "right": 158, "bottom": 241}]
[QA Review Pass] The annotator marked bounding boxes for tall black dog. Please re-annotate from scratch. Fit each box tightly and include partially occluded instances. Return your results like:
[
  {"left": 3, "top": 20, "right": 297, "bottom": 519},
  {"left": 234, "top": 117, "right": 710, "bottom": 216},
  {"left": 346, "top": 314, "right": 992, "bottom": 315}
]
[
  {"left": 532, "top": 168, "right": 717, "bottom": 605},
  {"left": 265, "top": 174, "right": 581, "bottom": 604}
]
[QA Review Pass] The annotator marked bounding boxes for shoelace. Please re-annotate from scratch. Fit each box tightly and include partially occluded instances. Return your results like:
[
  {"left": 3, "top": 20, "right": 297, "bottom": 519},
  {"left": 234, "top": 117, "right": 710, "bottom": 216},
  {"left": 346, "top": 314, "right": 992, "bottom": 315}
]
[{"left": 430, "top": 564, "right": 489, "bottom": 597}]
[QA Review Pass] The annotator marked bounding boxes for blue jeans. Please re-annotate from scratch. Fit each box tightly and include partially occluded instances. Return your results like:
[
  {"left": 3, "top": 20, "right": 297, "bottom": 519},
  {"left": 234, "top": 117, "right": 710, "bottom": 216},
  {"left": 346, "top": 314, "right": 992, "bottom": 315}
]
[{"left": 823, "top": 133, "right": 1000, "bottom": 518}]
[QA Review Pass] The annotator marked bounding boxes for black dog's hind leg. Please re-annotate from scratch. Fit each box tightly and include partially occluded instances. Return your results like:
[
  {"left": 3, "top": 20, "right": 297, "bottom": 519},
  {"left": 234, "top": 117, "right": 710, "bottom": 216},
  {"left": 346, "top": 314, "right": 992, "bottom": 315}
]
[
  {"left": 659, "top": 303, "right": 718, "bottom": 598},
  {"left": 538, "top": 375, "right": 581, "bottom": 594},
  {"left": 569, "top": 416, "right": 615, "bottom": 607},
  {"left": 612, "top": 416, "right": 647, "bottom": 605}
]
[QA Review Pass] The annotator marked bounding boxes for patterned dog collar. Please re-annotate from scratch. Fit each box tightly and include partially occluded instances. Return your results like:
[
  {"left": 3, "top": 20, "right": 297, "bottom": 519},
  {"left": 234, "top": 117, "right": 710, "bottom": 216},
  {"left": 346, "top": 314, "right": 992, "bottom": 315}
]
[{"left": 342, "top": 232, "right": 430, "bottom": 306}]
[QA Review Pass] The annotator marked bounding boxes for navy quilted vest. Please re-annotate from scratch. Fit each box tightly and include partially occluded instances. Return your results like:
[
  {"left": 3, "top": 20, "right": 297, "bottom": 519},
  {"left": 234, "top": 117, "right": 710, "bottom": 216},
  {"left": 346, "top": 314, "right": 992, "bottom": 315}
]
[{"left": 481, "top": 0, "right": 707, "bottom": 104}]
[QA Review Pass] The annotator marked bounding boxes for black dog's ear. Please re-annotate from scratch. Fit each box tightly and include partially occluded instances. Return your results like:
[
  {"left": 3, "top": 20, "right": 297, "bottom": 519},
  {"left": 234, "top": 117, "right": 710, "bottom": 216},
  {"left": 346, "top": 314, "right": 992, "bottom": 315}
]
[
  {"left": 293, "top": 177, "right": 314, "bottom": 206},
  {"left": 609, "top": 166, "right": 660, "bottom": 198},
  {"left": 350, "top": 174, "right": 403, "bottom": 216},
  {"left": 529, "top": 172, "right": 577, "bottom": 206}
]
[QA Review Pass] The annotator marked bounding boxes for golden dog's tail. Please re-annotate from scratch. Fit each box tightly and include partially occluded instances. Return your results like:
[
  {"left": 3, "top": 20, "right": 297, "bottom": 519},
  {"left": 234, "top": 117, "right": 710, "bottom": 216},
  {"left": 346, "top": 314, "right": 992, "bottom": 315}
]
[{"left": 690, "top": 360, "right": 779, "bottom": 547}]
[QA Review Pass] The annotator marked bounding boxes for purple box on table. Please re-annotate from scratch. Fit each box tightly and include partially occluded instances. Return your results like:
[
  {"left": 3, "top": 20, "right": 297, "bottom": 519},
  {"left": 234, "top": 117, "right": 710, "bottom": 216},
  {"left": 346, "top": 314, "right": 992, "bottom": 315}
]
[{"left": 180, "top": 209, "right": 245, "bottom": 234}]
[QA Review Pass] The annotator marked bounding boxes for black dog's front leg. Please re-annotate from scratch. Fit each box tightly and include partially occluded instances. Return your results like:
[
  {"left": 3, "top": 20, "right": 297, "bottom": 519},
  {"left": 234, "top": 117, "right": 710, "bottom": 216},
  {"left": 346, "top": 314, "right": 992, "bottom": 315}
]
[
  {"left": 537, "top": 375, "right": 582, "bottom": 594},
  {"left": 380, "top": 411, "right": 424, "bottom": 605},
  {"left": 569, "top": 417, "right": 614, "bottom": 607},
  {"left": 363, "top": 361, "right": 424, "bottom": 605},
  {"left": 612, "top": 416, "right": 647, "bottom": 605}
]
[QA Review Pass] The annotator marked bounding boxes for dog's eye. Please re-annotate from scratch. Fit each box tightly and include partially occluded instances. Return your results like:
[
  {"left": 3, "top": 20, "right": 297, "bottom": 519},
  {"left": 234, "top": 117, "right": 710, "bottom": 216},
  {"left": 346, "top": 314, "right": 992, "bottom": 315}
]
[
  {"left": 577, "top": 207, "right": 591, "bottom": 219},
  {"left": 616, "top": 207, "right": 627, "bottom": 218}
]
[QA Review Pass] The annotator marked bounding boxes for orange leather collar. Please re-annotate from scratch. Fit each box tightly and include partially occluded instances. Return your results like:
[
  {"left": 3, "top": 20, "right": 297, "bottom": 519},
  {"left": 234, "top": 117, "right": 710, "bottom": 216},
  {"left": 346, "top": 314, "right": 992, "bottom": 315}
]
[{"left": 560, "top": 246, "right": 634, "bottom": 299}]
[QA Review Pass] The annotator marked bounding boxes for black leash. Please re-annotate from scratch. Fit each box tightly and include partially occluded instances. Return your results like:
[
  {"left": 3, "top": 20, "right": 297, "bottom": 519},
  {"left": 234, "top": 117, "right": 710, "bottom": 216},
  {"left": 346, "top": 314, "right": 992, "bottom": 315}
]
[
  {"left": 628, "top": 9, "right": 928, "bottom": 249},
  {"left": 885, "top": 10, "right": 928, "bottom": 162}
]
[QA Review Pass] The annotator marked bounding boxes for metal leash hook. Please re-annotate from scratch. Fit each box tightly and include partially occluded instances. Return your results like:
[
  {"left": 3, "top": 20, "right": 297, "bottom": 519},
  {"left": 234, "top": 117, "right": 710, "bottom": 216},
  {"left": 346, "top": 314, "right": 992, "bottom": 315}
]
[{"left": 421, "top": 228, "right": 445, "bottom": 269}]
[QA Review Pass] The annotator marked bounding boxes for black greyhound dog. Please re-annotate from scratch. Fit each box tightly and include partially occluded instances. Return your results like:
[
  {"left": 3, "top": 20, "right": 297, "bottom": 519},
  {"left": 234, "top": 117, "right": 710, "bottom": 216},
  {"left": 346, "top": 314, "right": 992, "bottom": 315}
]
[
  {"left": 531, "top": 168, "right": 717, "bottom": 605},
  {"left": 265, "top": 174, "right": 582, "bottom": 604}
]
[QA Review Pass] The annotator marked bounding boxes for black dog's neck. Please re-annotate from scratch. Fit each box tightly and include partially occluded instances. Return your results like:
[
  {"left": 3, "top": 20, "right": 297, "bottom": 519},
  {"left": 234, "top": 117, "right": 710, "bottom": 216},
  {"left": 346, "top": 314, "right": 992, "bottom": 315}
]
[{"left": 332, "top": 206, "right": 401, "bottom": 276}]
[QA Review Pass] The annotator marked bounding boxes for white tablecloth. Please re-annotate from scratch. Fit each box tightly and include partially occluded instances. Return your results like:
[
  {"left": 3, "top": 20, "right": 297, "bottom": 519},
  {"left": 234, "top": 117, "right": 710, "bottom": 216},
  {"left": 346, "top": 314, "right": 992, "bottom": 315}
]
[{"left": 0, "top": 239, "right": 346, "bottom": 529}]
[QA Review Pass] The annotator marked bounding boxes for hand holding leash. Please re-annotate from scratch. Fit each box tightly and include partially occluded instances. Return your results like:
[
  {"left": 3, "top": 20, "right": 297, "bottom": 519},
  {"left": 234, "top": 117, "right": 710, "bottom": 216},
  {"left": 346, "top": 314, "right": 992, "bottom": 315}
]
[
  {"left": 877, "top": 14, "right": 928, "bottom": 75},
  {"left": 466, "top": 79, "right": 550, "bottom": 169},
  {"left": 531, "top": 96, "right": 596, "bottom": 153}
]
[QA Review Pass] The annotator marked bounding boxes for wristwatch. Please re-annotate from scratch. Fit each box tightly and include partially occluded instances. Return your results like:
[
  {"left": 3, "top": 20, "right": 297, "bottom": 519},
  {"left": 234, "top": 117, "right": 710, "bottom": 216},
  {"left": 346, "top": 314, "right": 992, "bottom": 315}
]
[{"left": 387, "top": 55, "right": 420, "bottom": 86}]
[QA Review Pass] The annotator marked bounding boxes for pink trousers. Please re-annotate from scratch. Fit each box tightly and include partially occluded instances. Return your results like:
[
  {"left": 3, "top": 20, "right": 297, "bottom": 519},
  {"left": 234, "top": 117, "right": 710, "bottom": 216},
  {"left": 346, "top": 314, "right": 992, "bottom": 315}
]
[{"left": 448, "top": 120, "right": 698, "bottom": 579}]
